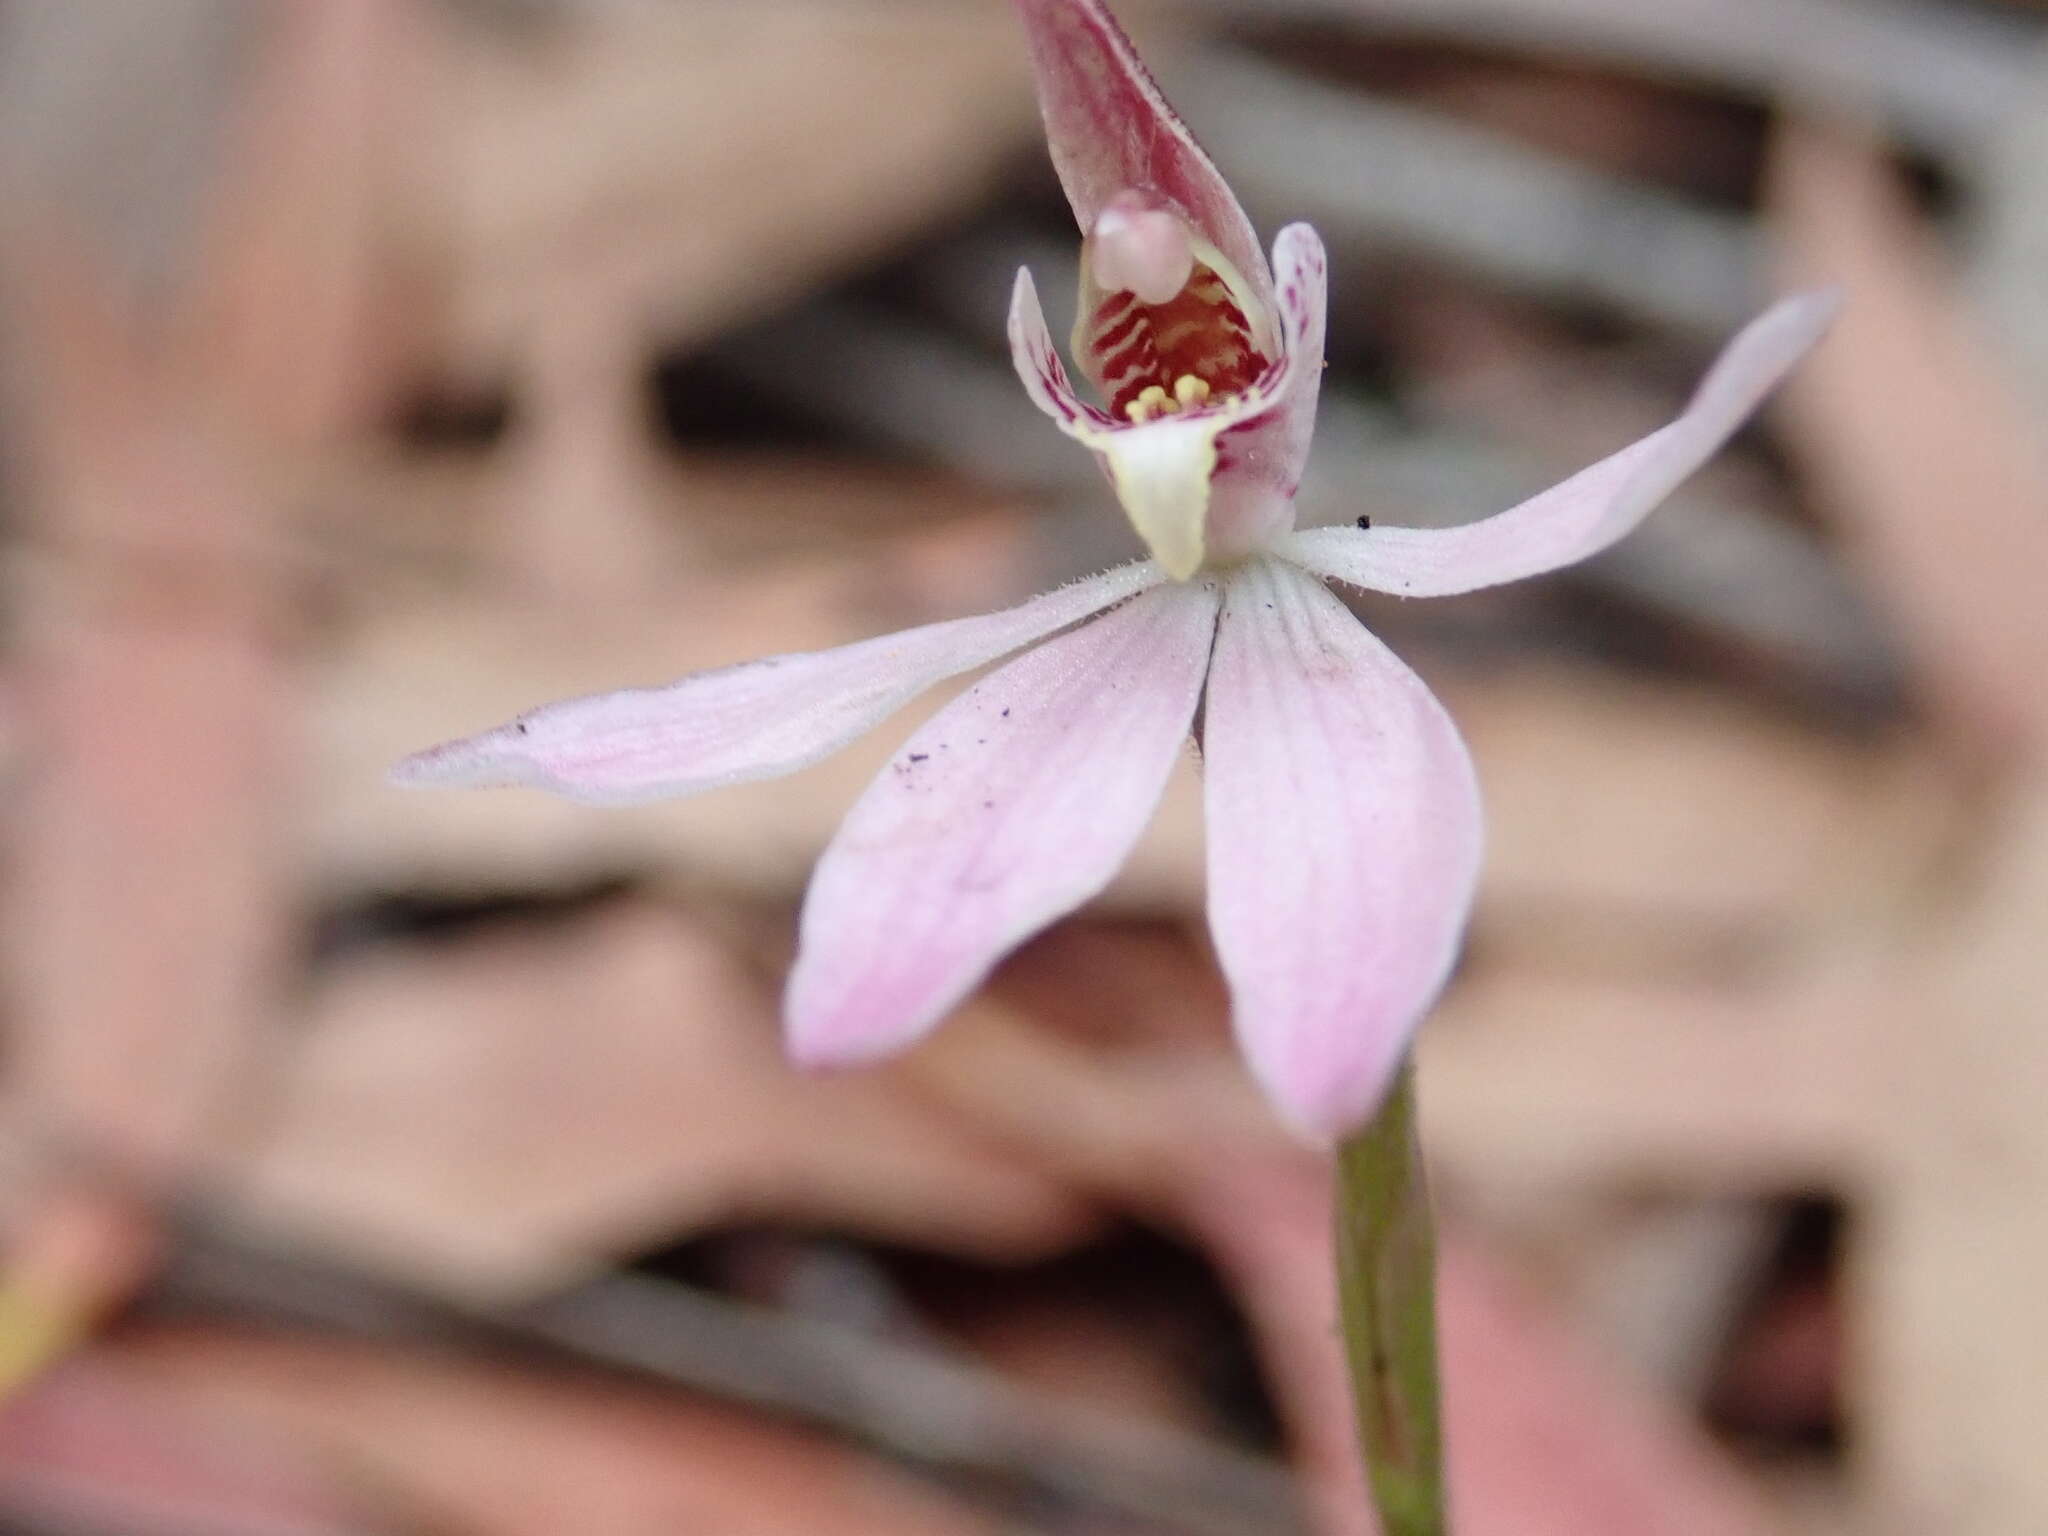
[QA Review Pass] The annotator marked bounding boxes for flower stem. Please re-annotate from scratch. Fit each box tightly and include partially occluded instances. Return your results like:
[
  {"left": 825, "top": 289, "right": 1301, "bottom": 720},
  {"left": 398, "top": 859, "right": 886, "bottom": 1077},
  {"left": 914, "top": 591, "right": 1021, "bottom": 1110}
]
[{"left": 1334, "top": 1057, "right": 1448, "bottom": 1536}]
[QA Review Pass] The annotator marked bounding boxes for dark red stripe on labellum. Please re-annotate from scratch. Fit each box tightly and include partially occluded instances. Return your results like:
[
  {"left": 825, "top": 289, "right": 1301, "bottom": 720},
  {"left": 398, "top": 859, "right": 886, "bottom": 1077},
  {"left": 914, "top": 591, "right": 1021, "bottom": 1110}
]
[
  {"left": 1080, "top": 254, "right": 1270, "bottom": 418},
  {"left": 1094, "top": 307, "right": 1144, "bottom": 353}
]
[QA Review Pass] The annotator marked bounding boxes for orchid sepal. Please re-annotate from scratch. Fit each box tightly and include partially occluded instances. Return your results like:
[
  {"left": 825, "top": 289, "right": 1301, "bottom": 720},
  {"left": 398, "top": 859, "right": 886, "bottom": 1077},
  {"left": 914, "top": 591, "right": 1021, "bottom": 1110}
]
[
  {"left": 1278, "top": 289, "right": 1844, "bottom": 599},
  {"left": 1012, "top": 0, "right": 1271, "bottom": 312}
]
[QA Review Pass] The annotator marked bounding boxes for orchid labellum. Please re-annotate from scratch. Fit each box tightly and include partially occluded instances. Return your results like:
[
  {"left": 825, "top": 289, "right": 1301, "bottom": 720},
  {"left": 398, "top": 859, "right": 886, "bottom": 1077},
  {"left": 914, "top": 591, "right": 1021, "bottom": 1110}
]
[{"left": 396, "top": 0, "right": 1836, "bottom": 1137}]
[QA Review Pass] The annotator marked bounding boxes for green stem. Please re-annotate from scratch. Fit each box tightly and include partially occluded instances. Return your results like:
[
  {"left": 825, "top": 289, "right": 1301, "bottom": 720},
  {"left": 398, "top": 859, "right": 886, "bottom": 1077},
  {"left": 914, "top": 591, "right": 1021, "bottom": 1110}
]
[{"left": 1334, "top": 1057, "right": 1448, "bottom": 1536}]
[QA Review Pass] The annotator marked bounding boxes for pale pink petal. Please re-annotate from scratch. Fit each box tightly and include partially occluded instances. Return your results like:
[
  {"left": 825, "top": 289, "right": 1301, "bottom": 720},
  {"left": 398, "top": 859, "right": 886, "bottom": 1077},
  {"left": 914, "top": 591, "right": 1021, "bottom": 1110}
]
[
  {"left": 1006, "top": 225, "right": 1329, "bottom": 577},
  {"left": 390, "top": 561, "right": 1161, "bottom": 804},
  {"left": 1203, "top": 557, "right": 1482, "bottom": 1138},
  {"left": 1007, "top": 265, "right": 1115, "bottom": 437},
  {"left": 786, "top": 578, "right": 1220, "bottom": 1065},
  {"left": 1205, "top": 223, "right": 1330, "bottom": 560},
  {"left": 1013, "top": 0, "right": 1270, "bottom": 306},
  {"left": 1276, "top": 291, "right": 1840, "bottom": 598}
]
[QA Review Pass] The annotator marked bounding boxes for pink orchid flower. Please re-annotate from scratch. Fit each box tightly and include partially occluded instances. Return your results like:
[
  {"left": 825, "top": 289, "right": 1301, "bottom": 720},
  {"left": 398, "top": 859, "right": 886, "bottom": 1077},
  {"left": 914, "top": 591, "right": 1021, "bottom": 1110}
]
[{"left": 395, "top": 0, "right": 1836, "bottom": 1137}]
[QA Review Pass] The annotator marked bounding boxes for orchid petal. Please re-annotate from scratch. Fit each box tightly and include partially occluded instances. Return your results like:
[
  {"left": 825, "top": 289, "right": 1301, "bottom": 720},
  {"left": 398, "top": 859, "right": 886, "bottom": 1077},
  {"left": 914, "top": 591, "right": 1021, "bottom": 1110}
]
[
  {"left": 1013, "top": 0, "right": 1270, "bottom": 309},
  {"left": 1007, "top": 264, "right": 1115, "bottom": 437},
  {"left": 1008, "top": 224, "right": 1329, "bottom": 578},
  {"left": 1204, "top": 223, "right": 1330, "bottom": 558},
  {"left": 1203, "top": 557, "right": 1482, "bottom": 1138},
  {"left": 390, "top": 560, "right": 1162, "bottom": 804},
  {"left": 1275, "top": 291, "right": 1841, "bottom": 598},
  {"left": 786, "top": 577, "right": 1219, "bottom": 1065},
  {"left": 1267, "top": 224, "right": 1332, "bottom": 482}
]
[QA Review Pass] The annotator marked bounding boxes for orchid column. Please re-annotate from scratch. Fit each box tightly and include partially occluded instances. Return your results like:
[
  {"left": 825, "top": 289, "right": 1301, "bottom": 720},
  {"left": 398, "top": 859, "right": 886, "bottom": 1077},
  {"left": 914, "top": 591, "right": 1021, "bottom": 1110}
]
[{"left": 395, "top": 1, "right": 1836, "bottom": 1529}]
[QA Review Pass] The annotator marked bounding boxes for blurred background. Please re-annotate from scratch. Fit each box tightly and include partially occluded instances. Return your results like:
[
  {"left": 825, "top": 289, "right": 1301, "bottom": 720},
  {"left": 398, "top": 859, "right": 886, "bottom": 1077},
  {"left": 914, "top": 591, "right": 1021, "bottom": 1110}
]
[{"left": 0, "top": 0, "right": 2045, "bottom": 1532}]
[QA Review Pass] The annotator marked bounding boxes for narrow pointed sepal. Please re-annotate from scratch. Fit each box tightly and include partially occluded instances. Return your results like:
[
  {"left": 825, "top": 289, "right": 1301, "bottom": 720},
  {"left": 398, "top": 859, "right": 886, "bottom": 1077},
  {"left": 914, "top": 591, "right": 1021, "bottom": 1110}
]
[
  {"left": 390, "top": 561, "right": 1162, "bottom": 803},
  {"left": 1280, "top": 290, "right": 1841, "bottom": 597},
  {"left": 1012, "top": 0, "right": 1271, "bottom": 308}
]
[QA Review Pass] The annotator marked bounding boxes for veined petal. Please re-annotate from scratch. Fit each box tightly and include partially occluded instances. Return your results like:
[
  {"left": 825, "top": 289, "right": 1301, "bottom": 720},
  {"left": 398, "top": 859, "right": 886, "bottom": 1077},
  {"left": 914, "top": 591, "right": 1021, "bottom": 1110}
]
[
  {"left": 1008, "top": 225, "right": 1329, "bottom": 577},
  {"left": 1008, "top": 263, "right": 1115, "bottom": 437},
  {"left": 1203, "top": 557, "right": 1482, "bottom": 1138},
  {"left": 786, "top": 577, "right": 1219, "bottom": 1066},
  {"left": 1204, "top": 223, "right": 1330, "bottom": 560},
  {"left": 1276, "top": 291, "right": 1841, "bottom": 598},
  {"left": 1264, "top": 224, "right": 1332, "bottom": 487},
  {"left": 390, "top": 560, "right": 1162, "bottom": 804},
  {"left": 1013, "top": 0, "right": 1270, "bottom": 311}
]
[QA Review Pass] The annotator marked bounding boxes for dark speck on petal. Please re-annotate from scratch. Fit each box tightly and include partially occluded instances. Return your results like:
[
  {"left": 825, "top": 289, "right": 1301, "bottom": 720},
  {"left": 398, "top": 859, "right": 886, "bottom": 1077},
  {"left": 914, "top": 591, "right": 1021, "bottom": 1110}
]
[{"left": 908, "top": 752, "right": 929, "bottom": 763}]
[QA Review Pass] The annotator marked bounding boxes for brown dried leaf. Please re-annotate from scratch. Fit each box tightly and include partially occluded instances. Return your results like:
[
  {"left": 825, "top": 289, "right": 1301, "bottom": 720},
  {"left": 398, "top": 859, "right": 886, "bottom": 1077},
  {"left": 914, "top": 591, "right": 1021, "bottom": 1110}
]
[
  {"left": 1855, "top": 780, "right": 2048, "bottom": 1531},
  {"left": 1438, "top": 1241, "right": 1782, "bottom": 1536},
  {"left": 112, "top": 1323, "right": 1006, "bottom": 1536},
  {"left": 1417, "top": 967, "right": 1874, "bottom": 1197},
  {"left": 420, "top": 0, "right": 1031, "bottom": 366},
  {"left": 0, "top": 0, "right": 397, "bottom": 1378},
  {"left": 1441, "top": 665, "right": 1957, "bottom": 960},
  {"left": 1770, "top": 120, "right": 2048, "bottom": 762},
  {"left": 0, "top": 1352, "right": 390, "bottom": 1536},
  {"left": 241, "top": 901, "right": 1098, "bottom": 1296},
  {"left": 911, "top": 975, "right": 1791, "bottom": 1534}
]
